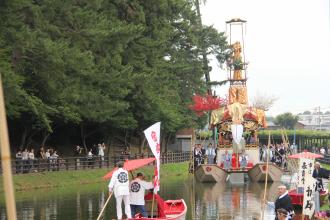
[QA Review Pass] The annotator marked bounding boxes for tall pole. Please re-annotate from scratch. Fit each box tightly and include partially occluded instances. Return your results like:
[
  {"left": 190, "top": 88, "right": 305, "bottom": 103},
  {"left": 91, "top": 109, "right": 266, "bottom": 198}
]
[
  {"left": 0, "top": 75, "right": 17, "bottom": 220},
  {"left": 260, "top": 132, "right": 271, "bottom": 220},
  {"left": 319, "top": 106, "right": 321, "bottom": 130}
]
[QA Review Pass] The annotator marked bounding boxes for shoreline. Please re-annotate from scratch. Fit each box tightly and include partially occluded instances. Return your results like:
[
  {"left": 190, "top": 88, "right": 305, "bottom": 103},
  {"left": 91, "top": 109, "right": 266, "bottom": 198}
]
[{"left": 0, "top": 162, "right": 189, "bottom": 192}]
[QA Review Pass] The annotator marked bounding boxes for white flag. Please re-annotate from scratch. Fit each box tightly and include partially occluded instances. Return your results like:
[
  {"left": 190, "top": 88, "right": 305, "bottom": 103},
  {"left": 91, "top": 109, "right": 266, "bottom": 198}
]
[
  {"left": 144, "top": 122, "right": 161, "bottom": 194},
  {"left": 231, "top": 124, "right": 243, "bottom": 144}
]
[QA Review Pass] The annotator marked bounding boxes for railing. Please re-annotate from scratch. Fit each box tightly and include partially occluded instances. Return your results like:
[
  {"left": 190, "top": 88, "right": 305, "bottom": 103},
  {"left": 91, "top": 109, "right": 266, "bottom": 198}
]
[{"left": 0, "top": 152, "right": 191, "bottom": 175}]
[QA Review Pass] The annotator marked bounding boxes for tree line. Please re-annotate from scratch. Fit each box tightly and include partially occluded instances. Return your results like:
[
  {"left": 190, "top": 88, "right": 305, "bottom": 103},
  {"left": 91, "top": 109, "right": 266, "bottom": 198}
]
[{"left": 0, "top": 0, "right": 229, "bottom": 151}]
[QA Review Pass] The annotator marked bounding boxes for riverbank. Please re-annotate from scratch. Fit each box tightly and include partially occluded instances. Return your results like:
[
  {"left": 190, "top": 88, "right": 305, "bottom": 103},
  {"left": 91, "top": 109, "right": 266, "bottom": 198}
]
[{"left": 0, "top": 162, "right": 189, "bottom": 192}]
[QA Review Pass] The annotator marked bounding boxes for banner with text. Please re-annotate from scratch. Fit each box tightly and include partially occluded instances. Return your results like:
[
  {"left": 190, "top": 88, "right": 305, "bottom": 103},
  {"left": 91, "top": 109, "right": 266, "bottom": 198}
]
[
  {"left": 144, "top": 122, "right": 161, "bottom": 194},
  {"left": 301, "top": 158, "right": 315, "bottom": 218}
]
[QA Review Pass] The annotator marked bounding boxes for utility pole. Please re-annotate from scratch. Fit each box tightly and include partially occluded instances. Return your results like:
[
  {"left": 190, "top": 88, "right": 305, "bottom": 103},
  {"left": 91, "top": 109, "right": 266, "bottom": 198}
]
[{"left": 319, "top": 106, "right": 322, "bottom": 130}]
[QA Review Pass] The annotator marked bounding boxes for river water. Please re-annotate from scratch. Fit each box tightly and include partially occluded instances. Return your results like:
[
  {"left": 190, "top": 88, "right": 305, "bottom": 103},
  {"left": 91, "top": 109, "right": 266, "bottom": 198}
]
[{"left": 0, "top": 176, "right": 282, "bottom": 220}]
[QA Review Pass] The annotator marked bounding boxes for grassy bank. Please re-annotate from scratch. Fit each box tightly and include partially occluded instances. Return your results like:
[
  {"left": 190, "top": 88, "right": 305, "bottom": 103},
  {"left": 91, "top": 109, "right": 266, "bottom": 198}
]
[{"left": 0, "top": 162, "right": 189, "bottom": 192}]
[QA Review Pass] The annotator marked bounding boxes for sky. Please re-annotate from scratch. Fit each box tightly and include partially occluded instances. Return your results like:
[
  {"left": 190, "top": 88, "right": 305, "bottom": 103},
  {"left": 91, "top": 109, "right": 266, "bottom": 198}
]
[{"left": 200, "top": 0, "right": 330, "bottom": 116}]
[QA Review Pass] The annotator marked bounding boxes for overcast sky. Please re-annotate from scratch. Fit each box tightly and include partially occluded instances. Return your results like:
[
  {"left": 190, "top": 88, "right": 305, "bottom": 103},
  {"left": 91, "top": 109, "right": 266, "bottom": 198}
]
[{"left": 200, "top": 0, "right": 330, "bottom": 116}]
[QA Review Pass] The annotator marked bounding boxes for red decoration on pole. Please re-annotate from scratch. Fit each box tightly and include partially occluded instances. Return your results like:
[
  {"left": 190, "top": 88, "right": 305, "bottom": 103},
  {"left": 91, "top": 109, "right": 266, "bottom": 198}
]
[{"left": 189, "top": 94, "right": 227, "bottom": 116}]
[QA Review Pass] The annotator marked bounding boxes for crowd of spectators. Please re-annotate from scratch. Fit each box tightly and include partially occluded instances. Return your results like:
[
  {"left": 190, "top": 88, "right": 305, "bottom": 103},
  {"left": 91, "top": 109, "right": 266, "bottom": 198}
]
[
  {"left": 13, "top": 142, "right": 108, "bottom": 173},
  {"left": 192, "top": 141, "right": 310, "bottom": 171}
]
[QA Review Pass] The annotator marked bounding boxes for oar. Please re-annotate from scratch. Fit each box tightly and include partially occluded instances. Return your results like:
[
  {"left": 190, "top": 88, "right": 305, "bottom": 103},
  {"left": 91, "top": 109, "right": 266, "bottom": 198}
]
[{"left": 96, "top": 192, "right": 113, "bottom": 220}]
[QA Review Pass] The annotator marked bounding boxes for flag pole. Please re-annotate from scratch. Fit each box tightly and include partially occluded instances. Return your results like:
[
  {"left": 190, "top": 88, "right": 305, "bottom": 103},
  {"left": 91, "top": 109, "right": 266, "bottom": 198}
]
[{"left": 0, "top": 74, "right": 17, "bottom": 220}]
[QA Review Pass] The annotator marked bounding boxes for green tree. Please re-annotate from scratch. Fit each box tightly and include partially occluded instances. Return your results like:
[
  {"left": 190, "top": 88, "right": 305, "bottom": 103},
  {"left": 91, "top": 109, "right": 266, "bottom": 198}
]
[{"left": 274, "top": 112, "right": 299, "bottom": 129}]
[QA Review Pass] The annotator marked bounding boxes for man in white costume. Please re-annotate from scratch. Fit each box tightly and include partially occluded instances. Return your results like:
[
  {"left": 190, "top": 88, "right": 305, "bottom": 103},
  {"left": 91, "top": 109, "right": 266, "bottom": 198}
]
[
  {"left": 130, "top": 172, "right": 154, "bottom": 217},
  {"left": 109, "top": 161, "right": 131, "bottom": 220}
]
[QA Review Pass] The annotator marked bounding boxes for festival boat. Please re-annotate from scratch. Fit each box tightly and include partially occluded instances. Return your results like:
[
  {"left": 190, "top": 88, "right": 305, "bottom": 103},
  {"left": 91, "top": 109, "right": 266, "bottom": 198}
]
[
  {"left": 194, "top": 164, "right": 228, "bottom": 182},
  {"left": 191, "top": 19, "right": 283, "bottom": 183},
  {"left": 248, "top": 162, "right": 283, "bottom": 182},
  {"left": 102, "top": 158, "right": 187, "bottom": 220}
]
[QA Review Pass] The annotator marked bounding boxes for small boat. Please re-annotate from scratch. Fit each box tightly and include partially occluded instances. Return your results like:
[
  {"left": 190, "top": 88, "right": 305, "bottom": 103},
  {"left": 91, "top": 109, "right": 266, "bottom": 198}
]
[
  {"left": 194, "top": 164, "right": 228, "bottom": 182},
  {"left": 288, "top": 188, "right": 328, "bottom": 207},
  {"left": 130, "top": 193, "right": 187, "bottom": 220},
  {"left": 103, "top": 158, "right": 187, "bottom": 220},
  {"left": 247, "top": 163, "right": 283, "bottom": 182}
]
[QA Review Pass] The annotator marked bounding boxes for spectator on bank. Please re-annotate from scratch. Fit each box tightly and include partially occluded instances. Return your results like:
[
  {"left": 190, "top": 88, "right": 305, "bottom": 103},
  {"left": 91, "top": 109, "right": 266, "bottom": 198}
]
[
  {"left": 22, "top": 148, "right": 29, "bottom": 173},
  {"left": 98, "top": 143, "right": 105, "bottom": 161},
  {"left": 45, "top": 149, "right": 51, "bottom": 159},
  {"left": 87, "top": 149, "right": 93, "bottom": 167},
  {"left": 38, "top": 146, "right": 46, "bottom": 159},
  {"left": 74, "top": 145, "right": 83, "bottom": 156},
  {"left": 320, "top": 147, "right": 326, "bottom": 155},
  {"left": 15, "top": 149, "right": 23, "bottom": 173},
  {"left": 28, "top": 149, "right": 35, "bottom": 171}
]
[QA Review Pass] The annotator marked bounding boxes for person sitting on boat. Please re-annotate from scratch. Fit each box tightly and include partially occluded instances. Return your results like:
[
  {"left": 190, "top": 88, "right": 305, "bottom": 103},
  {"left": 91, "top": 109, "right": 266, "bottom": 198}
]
[
  {"left": 109, "top": 161, "right": 132, "bottom": 220},
  {"left": 206, "top": 143, "right": 216, "bottom": 164},
  {"left": 222, "top": 150, "right": 232, "bottom": 170},
  {"left": 130, "top": 172, "right": 154, "bottom": 218},
  {"left": 274, "top": 185, "right": 294, "bottom": 220},
  {"left": 239, "top": 150, "right": 248, "bottom": 168}
]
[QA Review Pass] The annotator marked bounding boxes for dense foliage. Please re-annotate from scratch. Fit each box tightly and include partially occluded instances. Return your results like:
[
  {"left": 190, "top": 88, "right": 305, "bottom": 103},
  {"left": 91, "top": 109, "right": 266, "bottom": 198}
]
[{"left": 0, "top": 0, "right": 229, "bottom": 151}]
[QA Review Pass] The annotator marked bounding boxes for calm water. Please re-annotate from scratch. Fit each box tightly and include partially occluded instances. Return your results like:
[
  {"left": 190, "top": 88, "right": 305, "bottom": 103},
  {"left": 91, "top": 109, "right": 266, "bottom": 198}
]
[{"left": 0, "top": 176, "right": 281, "bottom": 220}]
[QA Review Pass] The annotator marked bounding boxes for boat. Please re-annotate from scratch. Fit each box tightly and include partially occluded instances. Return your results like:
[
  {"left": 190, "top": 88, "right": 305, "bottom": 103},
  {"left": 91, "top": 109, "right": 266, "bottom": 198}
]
[
  {"left": 288, "top": 188, "right": 328, "bottom": 207},
  {"left": 194, "top": 164, "right": 228, "bottom": 182},
  {"left": 130, "top": 193, "right": 187, "bottom": 220},
  {"left": 248, "top": 162, "right": 283, "bottom": 182},
  {"left": 102, "top": 158, "right": 187, "bottom": 220},
  {"left": 192, "top": 19, "right": 282, "bottom": 183}
]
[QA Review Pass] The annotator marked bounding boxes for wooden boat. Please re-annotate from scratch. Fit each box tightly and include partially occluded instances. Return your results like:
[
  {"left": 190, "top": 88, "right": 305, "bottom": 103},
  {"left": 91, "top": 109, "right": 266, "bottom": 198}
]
[
  {"left": 288, "top": 188, "right": 328, "bottom": 207},
  {"left": 194, "top": 164, "right": 228, "bottom": 182},
  {"left": 103, "top": 158, "right": 187, "bottom": 220},
  {"left": 130, "top": 193, "right": 187, "bottom": 220},
  {"left": 247, "top": 163, "right": 283, "bottom": 182}
]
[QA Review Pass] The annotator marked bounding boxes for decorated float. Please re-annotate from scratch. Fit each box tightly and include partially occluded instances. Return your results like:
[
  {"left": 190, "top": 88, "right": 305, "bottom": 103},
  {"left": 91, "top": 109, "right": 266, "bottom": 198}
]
[{"left": 192, "top": 18, "right": 283, "bottom": 183}]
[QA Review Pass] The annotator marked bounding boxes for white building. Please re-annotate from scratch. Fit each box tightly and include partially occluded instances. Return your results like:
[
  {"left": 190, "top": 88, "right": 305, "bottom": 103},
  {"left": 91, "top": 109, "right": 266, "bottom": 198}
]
[{"left": 298, "top": 112, "right": 330, "bottom": 131}]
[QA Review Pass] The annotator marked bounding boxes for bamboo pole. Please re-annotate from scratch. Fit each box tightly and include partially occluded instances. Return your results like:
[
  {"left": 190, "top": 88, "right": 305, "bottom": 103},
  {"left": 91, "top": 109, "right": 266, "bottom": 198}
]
[
  {"left": 96, "top": 192, "right": 113, "bottom": 220},
  {"left": 0, "top": 75, "right": 17, "bottom": 220},
  {"left": 260, "top": 132, "right": 271, "bottom": 220},
  {"left": 151, "top": 193, "right": 155, "bottom": 218},
  {"left": 190, "top": 129, "right": 195, "bottom": 174}
]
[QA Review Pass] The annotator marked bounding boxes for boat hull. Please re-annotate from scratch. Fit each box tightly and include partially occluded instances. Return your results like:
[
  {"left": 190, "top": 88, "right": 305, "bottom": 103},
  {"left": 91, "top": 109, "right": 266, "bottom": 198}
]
[
  {"left": 194, "top": 164, "right": 228, "bottom": 182},
  {"left": 130, "top": 197, "right": 187, "bottom": 220},
  {"left": 247, "top": 163, "right": 283, "bottom": 182}
]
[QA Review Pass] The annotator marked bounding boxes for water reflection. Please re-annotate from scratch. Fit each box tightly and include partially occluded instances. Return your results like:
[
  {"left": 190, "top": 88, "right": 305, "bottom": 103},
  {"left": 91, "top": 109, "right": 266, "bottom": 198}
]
[
  {"left": 0, "top": 177, "right": 282, "bottom": 220},
  {"left": 193, "top": 180, "right": 280, "bottom": 220}
]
